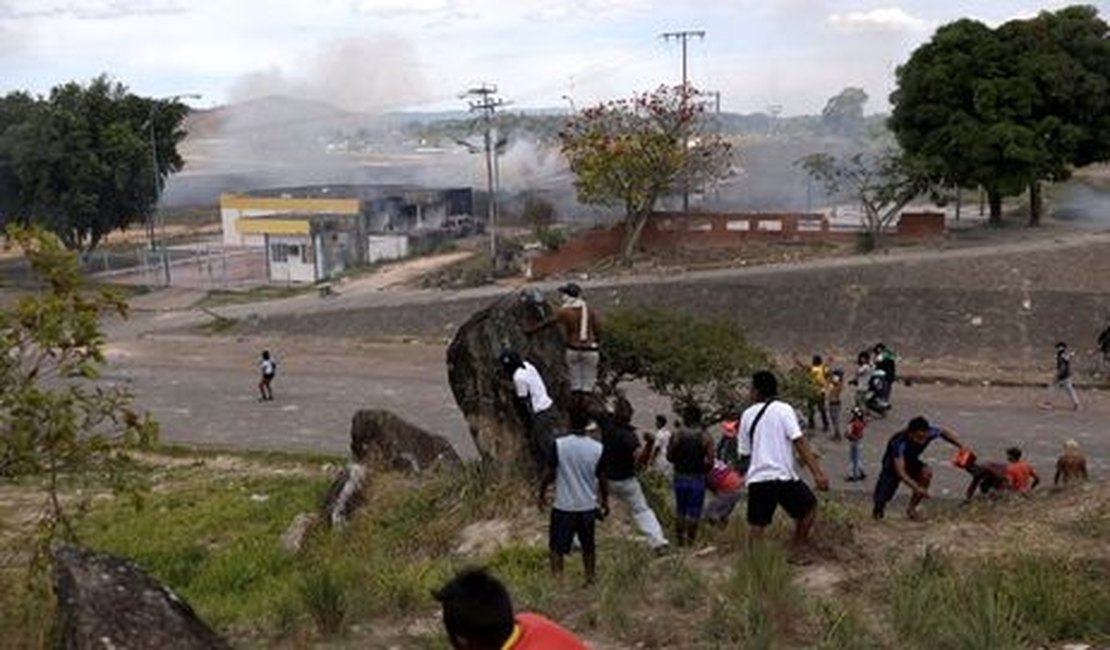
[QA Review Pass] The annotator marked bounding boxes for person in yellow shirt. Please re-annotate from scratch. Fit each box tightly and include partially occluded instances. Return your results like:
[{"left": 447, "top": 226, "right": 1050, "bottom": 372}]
[{"left": 805, "top": 355, "right": 830, "bottom": 433}]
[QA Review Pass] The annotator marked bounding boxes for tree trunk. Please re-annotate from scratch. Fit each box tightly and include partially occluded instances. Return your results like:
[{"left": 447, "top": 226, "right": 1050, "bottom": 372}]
[
  {"left": 1028, "top": 181, "right": 1042, "bottom": 227},
  {"left": 987, "top": 189, "right": 1003, "bottom": 226},
  {"left": 621, "top": 211, "right": 651, "bottom": 262}
]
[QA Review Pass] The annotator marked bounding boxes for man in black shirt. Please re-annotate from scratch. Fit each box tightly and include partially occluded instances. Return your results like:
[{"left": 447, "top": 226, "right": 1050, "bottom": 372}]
[
  {"left": 597, "top": 397, "right": 669, "bottom": 552},
  {"left": 1041, "top": 342, "right": 1080, "bottom": 411}
]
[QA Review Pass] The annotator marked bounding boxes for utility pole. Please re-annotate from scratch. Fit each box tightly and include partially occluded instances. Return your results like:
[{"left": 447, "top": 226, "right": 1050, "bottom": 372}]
[
  {"left": 661, "top": 30, "right": 705, "bottom": 214},
  {"left": 462, "top": 83, "right": 505, "bottom": 263},
  {"left": 148, "top": 93, "right": 200, "bottom": 287}
]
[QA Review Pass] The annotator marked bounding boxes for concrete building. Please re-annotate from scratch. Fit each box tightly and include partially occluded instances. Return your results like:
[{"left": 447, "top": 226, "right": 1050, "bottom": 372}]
[{"left": 220, "top": 184, "right": 473, "bottom": 283}]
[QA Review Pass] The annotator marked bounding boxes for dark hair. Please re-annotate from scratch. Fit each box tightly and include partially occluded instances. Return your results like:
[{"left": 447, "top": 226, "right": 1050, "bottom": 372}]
[
  {"left": 678, "top": 402, "right": 703, "bottom": 428},
  {"left": 1056, "top": 341, "right": 1067, "bottom": 350},
  {"left": 434, "top": 568, "right": 515, "bottom": 649},
  {"left": 498, "top": 350, "right": 523, "bottom": 372},
  {"left": 568, "top": 407, "right": 591, "bottom": 431},
  {"left": 261, "top": 350, "right": 271, "bottom": 359},
  {"left": 655, "top": 414, "right": 667, "bottom": 428},
  {"left": 857, "top": 350, "right": 871, "bottom": 364},
  {"left": 613, "top": 397, "right": 634, "bottom": 424},
  {"left": 751, "top": 370, "right": 778, "bottom": 400},
  {"left": 812, "top": 355, "right": 823, "bottom": 366},
  {"left": 1006, "top": 447, "right": 1022, "bottom": 462},
  {"left": 907, "top": 416, "right": 931, "bottom": 433}
]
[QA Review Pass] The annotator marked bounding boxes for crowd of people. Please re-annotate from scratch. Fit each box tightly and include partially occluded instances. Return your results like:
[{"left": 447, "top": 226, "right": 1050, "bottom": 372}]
[{"left": 432, "top": 287, "right": 1100, "bottom": 648}]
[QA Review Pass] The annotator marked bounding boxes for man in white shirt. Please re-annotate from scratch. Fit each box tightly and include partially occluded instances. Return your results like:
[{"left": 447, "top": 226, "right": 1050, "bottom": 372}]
[
  {"left": 501, "top": 351, "right": 559, "bottom": 467},
  {"left": 739, "top": 370, "right": 829, "bottom": 549}
]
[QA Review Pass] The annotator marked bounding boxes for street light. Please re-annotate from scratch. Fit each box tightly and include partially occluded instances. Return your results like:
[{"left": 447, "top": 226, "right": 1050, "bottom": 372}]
[{"left": 149, "top": 93, "right": 200, "bottom": 286}]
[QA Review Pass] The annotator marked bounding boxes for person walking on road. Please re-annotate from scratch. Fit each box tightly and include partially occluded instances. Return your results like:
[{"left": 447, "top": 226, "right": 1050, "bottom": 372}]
[
  {"left": 258, "top": 350, "right": 277, "bottom": 402},
  {"left": 1041, "top": 342, "right": 1080, "bottom": 411}
]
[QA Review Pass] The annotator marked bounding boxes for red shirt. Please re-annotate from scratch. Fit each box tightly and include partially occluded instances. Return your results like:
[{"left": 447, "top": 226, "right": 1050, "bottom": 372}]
[
  {"left": 1006, "top": 461, "right": 1036, "bottom": 493},
  {"left": 505, "top": 613, "right": 587, "bottom": 650},
  {"left": 847, "top": 419, "right": 865, "bottom": 442}
]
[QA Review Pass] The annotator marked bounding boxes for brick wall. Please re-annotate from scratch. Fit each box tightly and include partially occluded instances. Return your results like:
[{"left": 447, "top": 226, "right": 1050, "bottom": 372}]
[{"left": 898, "top": 212, "right": 945, "bottom": 238}]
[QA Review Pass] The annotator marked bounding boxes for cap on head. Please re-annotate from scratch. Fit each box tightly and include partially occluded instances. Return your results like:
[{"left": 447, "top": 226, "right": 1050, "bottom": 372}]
[
  {"left": 1064, "top": 438, "right": 1080, "bottom": 451},
  {"left": 558, "top": 282, "right": 581, "bottom": 298}
]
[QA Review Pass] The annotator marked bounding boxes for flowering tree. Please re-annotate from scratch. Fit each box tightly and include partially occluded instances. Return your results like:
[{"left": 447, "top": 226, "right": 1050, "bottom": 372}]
[{"left": 560, "top": 85, "right": 732, "bottom": 260}]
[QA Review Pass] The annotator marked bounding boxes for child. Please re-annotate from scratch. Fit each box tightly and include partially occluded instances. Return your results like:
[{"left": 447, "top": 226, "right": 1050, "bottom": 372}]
[
  {"left": 1005, "top": 447, "right": 1039, "bottom": 494},
  {"left": 704, "top": 460, "right": 744, "bottom": 526},
  {"left": 827, "top": 369, "right": 845, "bottom": 441},
  {"left": 258, "top": 350, "right": 277, "bottom": 401},
  {"left": 845, "top": 406, "right": 867, "bottom": 481}
]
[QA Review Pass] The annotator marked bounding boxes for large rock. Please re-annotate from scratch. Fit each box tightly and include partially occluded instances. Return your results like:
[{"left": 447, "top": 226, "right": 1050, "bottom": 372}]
[
  {"left": 52, "top": 543, "right": 229, "bottom": 650},
  {"left": 446, "top": 290, "right": 571, "bottom": 466},
  {"left": 349, "top": 409, "right": 461, "bottom": 472}
]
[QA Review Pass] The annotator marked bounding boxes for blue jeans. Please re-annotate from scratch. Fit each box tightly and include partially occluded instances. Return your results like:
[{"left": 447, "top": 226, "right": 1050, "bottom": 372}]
[
  {"left": 848, "top": 440, "right": 865, "bottom": 479},
  {"left": 673, "top": 474, "right": 707, "bottom": 521}
]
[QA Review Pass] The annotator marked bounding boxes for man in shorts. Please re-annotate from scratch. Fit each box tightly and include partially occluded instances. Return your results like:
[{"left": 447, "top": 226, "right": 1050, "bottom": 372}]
[
  {"left": 873, "top": 416, "right": 969, "bottom": 520},
  {"left": 538, "top": 408, "right": 608, "bottom": 585},
  {"left": 739, "top": 371, "right": 830, "bottom": 549}
]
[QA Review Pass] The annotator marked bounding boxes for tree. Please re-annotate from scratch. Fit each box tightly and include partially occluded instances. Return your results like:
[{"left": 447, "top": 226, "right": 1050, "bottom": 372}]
[
  {"left": 799, "top": 150, "right": 930, "bottom": 250},
  {"left": 559, "top": 85, "right": 732, "bottom": 260},
  {"left": 598, "top": 307, "right": 809, "bottom": 422},
  {"left": 821, "top": 87, "right": 869, "bottom": 138},
  {"left": 889, "top": 8, "right": 1110, "bottom": 226},
  {"left": 0, "top": 226, "right": 158, "bottom": 541},
  {"left": 0, "top": 76, "right": 189, "bottom": 251}
]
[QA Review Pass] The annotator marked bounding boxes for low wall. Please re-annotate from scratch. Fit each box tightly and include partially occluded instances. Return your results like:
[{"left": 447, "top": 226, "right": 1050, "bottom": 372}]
[{"left": 530, "top": 210, "right": 945, "bottom": 279}]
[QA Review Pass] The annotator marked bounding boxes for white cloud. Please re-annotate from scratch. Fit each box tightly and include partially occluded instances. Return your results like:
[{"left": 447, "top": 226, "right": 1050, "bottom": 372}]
[
  {"left": 827, "top": 7, "right": 931, "bottom": 33},
  {"left": 349, "top": 0, "right": 450, "bottom": 17},
  {"left": 0, "top": 0, "right": 187, "bottom": 20}
]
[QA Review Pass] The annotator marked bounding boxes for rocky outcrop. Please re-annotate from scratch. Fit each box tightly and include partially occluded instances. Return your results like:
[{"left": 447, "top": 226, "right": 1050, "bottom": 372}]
[
  {"left": 446, "top": 290, "right": 571, "bottom": 466},
  {"left": 349, "top": 408, "right": 460, "bottom": 472},
  {"left": 52, "top": 543, "right": 229, "bottom": 650}
]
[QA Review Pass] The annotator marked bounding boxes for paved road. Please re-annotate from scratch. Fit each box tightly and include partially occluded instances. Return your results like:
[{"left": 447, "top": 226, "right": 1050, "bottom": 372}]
[{"left": 108, "top": 334, "right": 1107, "bottom": 504}]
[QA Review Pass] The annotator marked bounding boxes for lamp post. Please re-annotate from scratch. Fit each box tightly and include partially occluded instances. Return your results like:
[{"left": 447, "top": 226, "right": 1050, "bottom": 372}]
[{"left": 149, "top": 93, "right": 200, "bottom": 286}]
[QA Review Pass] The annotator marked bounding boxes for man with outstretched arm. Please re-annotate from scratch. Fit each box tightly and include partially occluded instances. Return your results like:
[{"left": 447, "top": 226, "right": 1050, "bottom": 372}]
[
  {"left": 873, "top": 416, "right": 970, "bottom": 521},
  {"left": 739, "top": 370, "right": 830, "bottom": 550}
]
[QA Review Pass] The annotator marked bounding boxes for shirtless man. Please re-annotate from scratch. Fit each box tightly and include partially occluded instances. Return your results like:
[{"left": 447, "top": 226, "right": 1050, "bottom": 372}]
[{"left": 1054, "top": 439, "right": 1089, "bottom": 486}]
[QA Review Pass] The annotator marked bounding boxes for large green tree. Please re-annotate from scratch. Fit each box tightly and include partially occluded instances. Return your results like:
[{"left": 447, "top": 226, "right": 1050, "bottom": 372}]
[
  {"left": 889, "top": 6, "right": 1110, "bottom": 226},
  {"left": 559, "top": 85, "right": 732, "bottom": 259},
  {"left": 0, "top": 76, "right": 189, "bottom": 251}
]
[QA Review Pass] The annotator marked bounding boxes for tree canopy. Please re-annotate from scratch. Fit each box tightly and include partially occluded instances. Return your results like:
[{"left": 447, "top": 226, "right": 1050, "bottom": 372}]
[
  {"left": 598, "top": 307, "right": 810, "bottom": 422},
  {"left": 889, "top": 6, "right": 1110, "bottom": 226},
  {"left": 0, "top": 76, "right": 189, "bottom": 251},
  {"left": 559, "top": 85, "right": 732, "bottom": 259}
]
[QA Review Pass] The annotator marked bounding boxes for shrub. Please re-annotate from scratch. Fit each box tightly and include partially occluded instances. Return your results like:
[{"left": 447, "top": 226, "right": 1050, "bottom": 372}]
[{"left": 298, "top": 566, "right": 349, "bottom": 637}]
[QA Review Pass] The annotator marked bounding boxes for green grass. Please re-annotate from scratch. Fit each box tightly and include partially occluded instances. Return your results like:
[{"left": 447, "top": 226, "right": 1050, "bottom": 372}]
[{"left": 888, "top": 548, "right": 1110, "bottom": 649}]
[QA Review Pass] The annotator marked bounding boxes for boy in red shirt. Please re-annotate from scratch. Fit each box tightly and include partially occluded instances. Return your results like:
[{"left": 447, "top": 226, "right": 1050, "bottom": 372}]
[
  {"left": 435, "top": 568, "right": 586, "bottom": 650},
  {"left": 845, "top": 407, "right": 867, "bottom": 482},
  {"left": 1005, "top": 447, "right": 1040, "bottom": 494}
]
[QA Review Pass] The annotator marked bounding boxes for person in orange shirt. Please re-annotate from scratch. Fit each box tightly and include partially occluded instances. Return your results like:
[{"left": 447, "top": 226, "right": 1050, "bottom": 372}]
[
  {"left": 1005, "top": 447, "right": 1040, "bottom": 495},
  {"left": 435, "top": 568, "right": 587, "bottom": 650}
]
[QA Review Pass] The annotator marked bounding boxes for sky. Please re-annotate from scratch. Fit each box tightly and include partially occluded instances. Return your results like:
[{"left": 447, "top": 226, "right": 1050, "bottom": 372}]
[{"left": 1, "top": 0, "right": 1105, "bottom": 116}]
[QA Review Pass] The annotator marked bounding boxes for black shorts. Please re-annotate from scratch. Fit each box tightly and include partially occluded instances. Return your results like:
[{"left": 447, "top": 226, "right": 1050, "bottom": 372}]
[
  {"left": 549, "top": 509, "right": 597, "bottom": 555},
  {"left": 746, "top": 479, "right": 817, "bottom": 527}
]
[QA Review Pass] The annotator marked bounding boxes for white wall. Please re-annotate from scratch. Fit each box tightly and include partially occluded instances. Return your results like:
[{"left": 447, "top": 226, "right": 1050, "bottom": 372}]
[
  {"left": 367, "top": 235, "right": 409, "bottom": 264},
  {"left": 267, "top": 236, "right": 317, "bottom": 283}
]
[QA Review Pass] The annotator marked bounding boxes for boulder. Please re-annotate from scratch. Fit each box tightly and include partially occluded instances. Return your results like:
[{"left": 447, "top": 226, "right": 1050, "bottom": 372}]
[
  {"left": 280, "top": 512, "right": 320, "bottom": 553},
  {"left": 349, "top": 409, "right": 460, "bottom": 472},
  {"left": 51, "top": 543, "right": 229, "bottom": 650},
  {"left": 446, "top": 290, "right": 571, "bottom": 467}
]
